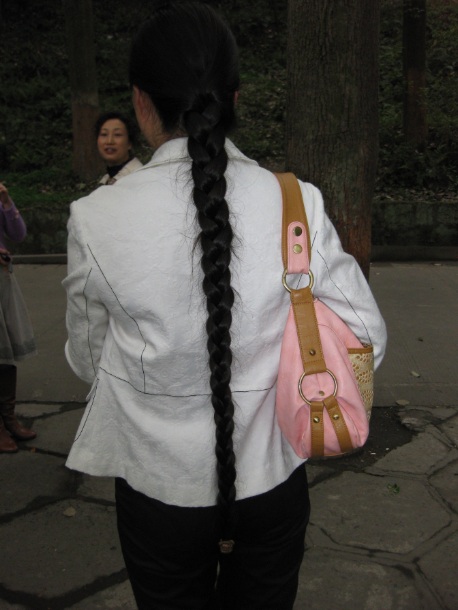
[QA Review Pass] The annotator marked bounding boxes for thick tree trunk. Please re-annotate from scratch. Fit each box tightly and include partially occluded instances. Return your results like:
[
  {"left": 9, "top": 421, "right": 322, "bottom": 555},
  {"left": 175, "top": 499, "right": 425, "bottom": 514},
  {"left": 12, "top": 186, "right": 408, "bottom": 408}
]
[
  {"left": 285, "top": 0, "right": 380, "bottom": 279},
  {"left": 403, "top": 0, "right": 427, "bottom": 149},
  {"left": 63, "top": 0, "right": 103, "bottom": 181}
]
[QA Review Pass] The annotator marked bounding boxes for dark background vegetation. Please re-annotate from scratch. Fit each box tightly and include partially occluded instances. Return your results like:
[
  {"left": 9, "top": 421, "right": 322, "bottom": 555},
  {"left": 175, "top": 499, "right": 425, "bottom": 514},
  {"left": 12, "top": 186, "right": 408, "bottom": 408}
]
[{"left": 0, "top": 0, "right": 457, "bottom": 253}]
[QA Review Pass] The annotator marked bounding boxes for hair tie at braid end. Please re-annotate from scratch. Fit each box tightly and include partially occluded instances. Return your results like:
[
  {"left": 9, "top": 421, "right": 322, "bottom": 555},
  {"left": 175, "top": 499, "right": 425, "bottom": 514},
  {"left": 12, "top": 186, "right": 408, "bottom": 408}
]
[{"left": 219, "top": 539, "right": 235, "bottom": 554}]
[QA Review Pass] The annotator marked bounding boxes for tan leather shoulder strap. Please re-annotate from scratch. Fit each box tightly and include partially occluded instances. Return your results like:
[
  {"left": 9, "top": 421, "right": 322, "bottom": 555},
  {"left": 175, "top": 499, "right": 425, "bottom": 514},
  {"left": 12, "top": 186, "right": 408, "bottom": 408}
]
[
  {"left": 275, "top": 172, "right": 359, "bottom": 458},
  {"left": 274, "top": 172, "right": 311, "bottom": 268}
]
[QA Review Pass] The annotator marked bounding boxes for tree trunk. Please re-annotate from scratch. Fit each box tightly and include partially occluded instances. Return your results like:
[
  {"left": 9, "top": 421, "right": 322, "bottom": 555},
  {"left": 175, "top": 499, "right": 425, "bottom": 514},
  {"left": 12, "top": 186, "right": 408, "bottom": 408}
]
[
  {"left": 403, "top": 0, "right": 427, "bottom": 149},
  {"left": 285, "top": 0, "right": 380, "bottom": 279},
  {"left": 63, "top": 0, "right": 103, "bottom": 181}
]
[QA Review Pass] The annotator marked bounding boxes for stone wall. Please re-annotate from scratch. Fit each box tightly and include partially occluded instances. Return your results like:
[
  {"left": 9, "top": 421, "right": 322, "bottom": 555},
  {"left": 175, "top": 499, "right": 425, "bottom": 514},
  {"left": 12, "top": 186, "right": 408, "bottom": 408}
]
[{"left": 7, "top": 199, "right": 458, "bottom": 261}]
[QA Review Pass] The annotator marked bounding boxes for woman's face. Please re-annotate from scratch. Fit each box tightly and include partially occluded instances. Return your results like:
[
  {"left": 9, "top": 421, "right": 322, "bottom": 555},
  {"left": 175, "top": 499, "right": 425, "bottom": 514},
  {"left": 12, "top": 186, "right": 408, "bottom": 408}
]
[{"left": 97, "top": 119, "right": 132, "bottom": 166}]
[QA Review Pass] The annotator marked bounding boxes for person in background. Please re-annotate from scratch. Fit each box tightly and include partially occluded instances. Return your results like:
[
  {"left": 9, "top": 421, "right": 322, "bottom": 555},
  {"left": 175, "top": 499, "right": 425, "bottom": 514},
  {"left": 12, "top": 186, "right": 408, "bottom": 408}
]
[
  {"left": 0, "top": 182, "right": 37, "bottom": 453},
  {"left": 95, "top": 111, "right": 143, "bottom": 185},
  {"left": 63, "top": 2, "right": 387, "bottom": 608}
]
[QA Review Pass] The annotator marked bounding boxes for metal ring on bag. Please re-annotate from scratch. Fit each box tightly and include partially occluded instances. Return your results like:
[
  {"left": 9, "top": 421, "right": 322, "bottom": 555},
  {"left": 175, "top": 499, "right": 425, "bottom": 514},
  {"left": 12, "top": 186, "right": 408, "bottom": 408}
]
[
  {"left": 298, "top": 369, "right": 338, "bottom": 405},
  {"left": 282, "top": 269, "right": 314, "bottom": 293}
]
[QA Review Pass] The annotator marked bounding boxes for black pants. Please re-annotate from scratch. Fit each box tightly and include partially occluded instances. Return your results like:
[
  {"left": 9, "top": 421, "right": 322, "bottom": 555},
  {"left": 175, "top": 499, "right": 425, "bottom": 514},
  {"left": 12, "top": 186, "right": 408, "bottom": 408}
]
[{"left": 115, "top": 466, "right": 310, "bottom": 610}]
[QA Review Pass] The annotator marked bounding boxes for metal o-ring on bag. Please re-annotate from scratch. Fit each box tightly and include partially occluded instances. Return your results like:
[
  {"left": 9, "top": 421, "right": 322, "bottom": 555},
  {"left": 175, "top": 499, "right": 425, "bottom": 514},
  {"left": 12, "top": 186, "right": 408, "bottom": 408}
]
[
  {"left": 282, "top": 269, "right": 314, "bottom": 293},
  {"left": 298, "top": 369, "right": 338, "bottom": 406}
]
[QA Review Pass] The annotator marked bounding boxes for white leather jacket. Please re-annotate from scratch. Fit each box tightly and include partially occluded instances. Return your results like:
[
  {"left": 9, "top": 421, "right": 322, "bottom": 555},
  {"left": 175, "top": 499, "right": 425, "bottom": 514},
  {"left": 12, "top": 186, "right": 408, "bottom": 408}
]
[{"left": 63, "top": 138, "right": 387, "bottom": 506}]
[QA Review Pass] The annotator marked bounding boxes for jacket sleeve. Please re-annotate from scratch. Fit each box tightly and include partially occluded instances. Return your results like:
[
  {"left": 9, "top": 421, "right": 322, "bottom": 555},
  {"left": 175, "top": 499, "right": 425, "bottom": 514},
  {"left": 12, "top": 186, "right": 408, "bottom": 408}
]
[
  {"left": 62, "top": 203, "right": 109, "bottom": 385},
  {"left": 301, "top": 182, "right": 387, "bottom": 369},
  {"left": 1, "top": 201, "right": 27, "bottom": 242}
]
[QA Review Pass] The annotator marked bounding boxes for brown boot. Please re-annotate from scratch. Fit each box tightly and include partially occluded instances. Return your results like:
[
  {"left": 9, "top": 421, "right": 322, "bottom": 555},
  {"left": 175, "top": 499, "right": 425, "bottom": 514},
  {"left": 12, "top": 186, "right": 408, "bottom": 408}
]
[
  {"left": 0, "top": 416, "right": 18, "bottom": 452},
  {"left": 0, "top": 365, "right": 36, "bottom": 441}
]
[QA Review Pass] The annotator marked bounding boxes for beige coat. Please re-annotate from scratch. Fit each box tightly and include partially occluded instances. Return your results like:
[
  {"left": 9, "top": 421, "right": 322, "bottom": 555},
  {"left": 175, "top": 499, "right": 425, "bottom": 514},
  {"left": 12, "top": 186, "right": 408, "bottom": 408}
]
[{"left": 99, "top": 157, "right": 143, "bottom": 185}]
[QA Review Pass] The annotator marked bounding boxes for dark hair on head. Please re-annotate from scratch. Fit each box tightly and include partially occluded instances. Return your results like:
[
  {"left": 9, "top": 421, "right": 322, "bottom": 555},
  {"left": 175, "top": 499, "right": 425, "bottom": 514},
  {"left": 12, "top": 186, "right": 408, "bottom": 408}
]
[
  {"left": 130, "top": 1, "right": 239, "bottom": 550},
  {"left": 94, "top": 111, "right": 139, "bottom": 149}
]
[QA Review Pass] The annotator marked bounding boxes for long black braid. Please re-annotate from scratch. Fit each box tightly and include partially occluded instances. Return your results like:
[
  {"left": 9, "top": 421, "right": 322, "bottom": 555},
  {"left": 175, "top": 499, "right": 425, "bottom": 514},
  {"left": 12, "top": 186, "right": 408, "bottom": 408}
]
[
  {"left": 129, "top": 2, "right": 240, "bottom": 550},
  {"left": 185, "top": 95, "right": 237, "bottom": 548}
]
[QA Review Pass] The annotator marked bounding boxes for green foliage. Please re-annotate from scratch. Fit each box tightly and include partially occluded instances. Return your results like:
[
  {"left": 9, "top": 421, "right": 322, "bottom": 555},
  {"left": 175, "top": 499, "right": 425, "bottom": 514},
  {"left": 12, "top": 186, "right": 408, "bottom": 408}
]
[
  {"left": 0, "top": 0, "right": 457, "bottom": 253},
  {"left": 214, "top": 0, "right": 288, "bottom": 162},
  {"left": 379, "top": 136, "right": 458, "bottom": 190},
  {"left": 234, "top": 71, "right": 286, "bottom": 163},
  {"left": 378, "top": 0, "right": 458, "bottom": 192}
]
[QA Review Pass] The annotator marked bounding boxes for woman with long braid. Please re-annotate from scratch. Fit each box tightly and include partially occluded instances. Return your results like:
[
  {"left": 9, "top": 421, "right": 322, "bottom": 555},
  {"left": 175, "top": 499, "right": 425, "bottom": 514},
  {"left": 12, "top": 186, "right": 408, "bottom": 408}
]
[{"left": 63, "top": 2, "right": 387, "bottom": 608}]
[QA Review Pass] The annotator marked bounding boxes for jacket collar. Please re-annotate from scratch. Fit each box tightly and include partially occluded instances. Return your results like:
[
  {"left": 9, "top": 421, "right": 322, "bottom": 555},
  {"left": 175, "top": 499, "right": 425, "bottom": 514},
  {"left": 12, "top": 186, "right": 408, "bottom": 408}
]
[
  {"left": 99, "top": 157, "right": 143, "bottom": 185},
  {"left": 139, "top": 137, "right": 258, "bottom": 171}
]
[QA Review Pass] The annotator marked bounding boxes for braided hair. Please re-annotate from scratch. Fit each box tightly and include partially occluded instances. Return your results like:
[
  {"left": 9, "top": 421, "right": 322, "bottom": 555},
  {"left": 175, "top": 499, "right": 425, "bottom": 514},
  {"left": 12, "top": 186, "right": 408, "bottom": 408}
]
[{"left": 129, "top": 1, "right": 240, "bottom": 551}]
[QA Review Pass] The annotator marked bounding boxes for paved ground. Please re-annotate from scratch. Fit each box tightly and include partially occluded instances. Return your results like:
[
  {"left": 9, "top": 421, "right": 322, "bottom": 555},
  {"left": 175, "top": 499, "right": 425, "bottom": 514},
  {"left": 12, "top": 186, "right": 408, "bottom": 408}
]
[{"left": 0, "top": 261, "right": 457, "bottom": 610}]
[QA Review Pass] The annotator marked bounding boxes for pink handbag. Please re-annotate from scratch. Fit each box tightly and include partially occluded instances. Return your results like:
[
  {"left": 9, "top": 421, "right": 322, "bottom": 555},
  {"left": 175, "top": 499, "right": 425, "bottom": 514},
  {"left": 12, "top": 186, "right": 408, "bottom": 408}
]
[{"left": 275, "top": 173, "right": 374, "bottom": 458}]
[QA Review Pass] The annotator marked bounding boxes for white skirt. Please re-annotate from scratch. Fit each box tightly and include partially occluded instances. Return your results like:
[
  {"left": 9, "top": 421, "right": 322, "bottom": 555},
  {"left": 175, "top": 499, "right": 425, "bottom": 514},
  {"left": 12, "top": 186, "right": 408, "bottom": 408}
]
[{"left": 0, "top": 267, "right": 37, "bottom": 365}]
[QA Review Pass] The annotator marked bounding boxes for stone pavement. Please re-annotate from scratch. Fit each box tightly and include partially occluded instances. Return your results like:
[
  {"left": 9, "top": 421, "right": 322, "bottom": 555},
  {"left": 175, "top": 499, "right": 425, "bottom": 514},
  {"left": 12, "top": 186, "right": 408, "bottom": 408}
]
[{"left": 0, "top": 262, "right": 457, "bottom": 610}]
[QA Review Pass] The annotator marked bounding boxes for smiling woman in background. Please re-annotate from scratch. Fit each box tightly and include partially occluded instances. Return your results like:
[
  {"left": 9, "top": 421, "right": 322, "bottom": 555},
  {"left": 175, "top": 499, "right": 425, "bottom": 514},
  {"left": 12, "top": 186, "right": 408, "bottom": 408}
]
[{"left": 95, "top": 112, "right": 143, "bottom": 185}]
